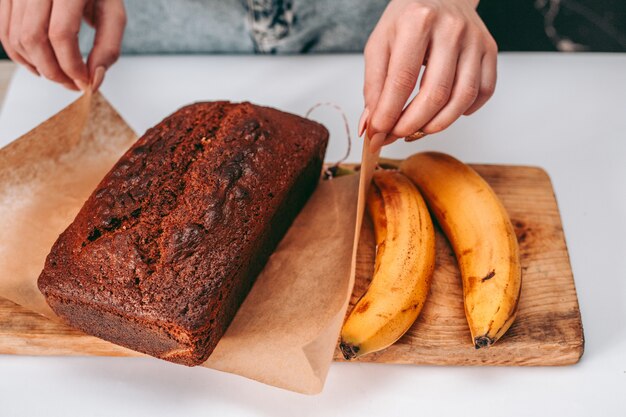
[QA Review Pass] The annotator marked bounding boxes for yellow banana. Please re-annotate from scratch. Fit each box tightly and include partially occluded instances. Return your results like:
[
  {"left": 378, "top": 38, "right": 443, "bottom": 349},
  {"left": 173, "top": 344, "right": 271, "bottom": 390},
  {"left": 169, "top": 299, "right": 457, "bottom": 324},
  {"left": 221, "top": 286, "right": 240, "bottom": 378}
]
[
  {"left": 400, "top": 152, "right": 522, "bottom": 349},
  {"left": 340, "top": 170, "right": 435, "bottom": 359}
]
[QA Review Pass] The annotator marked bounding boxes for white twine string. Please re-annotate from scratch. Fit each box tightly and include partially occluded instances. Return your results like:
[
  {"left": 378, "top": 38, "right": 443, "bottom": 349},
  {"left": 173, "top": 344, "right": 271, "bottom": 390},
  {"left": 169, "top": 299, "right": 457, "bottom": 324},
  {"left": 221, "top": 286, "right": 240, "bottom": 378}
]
[{"left": 305, "top": 102, "right": 353, "bottom": 179}]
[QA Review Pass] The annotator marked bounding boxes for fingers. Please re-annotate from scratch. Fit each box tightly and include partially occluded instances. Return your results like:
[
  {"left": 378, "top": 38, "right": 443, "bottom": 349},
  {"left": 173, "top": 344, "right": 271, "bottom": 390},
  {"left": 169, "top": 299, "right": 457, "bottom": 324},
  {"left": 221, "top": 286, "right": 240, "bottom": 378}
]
[
  {"left": 0, "top": 0, "right": 33, "bottom": 72},
  {"left": 361, "top": 1, "right": 499, "bottom": 149},
  {"left": 21, "top": 0, "right": 78, "bottom": 90},
  {"left": 86, "top": 0, "right": 125, "bottom": 90},
  {"left": 367, "top": 8, "right": 433, "bottom": 148},
  {"left": 388, "top": 33, "right": 460, "bottom": 140},
  {"left": 1, "top": 0, "right": 99, "bottom": 91},
  {"left": 2, "top": 0, "right": 39, "bottom": 74},
  {"left": 49, "top": 0, "right": 89, "bottom": 88},
  {"left": 464, "top": 44, "right": 497, "bottom": 115},
  {"left": 8, "top": 0, "right": 27, "bottom": 58},
  {"left": 420, "top": 47, "right": 481, "bottom": 133}
]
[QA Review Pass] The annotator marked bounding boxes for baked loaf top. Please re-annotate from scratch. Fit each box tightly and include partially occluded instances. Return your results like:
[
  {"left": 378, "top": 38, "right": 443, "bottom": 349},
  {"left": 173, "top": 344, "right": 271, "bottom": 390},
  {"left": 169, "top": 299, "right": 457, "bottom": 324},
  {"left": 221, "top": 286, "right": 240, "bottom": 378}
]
[{"left": 38, "top": 101, "right": 328, "bottom": 365}]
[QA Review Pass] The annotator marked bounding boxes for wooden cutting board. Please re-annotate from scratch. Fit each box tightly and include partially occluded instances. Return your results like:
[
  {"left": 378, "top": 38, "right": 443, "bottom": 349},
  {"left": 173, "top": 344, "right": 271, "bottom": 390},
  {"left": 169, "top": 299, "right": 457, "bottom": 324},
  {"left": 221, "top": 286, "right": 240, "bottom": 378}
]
[{"left": 0, "top": 164, "right": 584, "bottom": 365}]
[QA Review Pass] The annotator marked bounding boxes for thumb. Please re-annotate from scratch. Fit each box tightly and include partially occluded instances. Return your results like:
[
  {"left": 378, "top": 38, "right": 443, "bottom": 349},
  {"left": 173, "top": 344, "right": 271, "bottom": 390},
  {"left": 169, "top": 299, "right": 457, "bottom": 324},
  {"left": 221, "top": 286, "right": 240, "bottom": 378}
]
[{"left": 86, "top": 0, "right": 126, "bottom": 90}]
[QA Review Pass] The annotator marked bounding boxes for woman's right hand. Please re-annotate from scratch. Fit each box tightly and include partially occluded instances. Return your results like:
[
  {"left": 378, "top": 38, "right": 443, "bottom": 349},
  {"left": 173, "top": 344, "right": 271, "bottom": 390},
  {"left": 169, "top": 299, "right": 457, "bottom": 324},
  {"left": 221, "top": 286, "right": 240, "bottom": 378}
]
[
  {"left": 0, "top": 0, "right": 126, "bottom": 91},
  {"left": 361, "top": 0, "right": 498, "bottom": 151}
]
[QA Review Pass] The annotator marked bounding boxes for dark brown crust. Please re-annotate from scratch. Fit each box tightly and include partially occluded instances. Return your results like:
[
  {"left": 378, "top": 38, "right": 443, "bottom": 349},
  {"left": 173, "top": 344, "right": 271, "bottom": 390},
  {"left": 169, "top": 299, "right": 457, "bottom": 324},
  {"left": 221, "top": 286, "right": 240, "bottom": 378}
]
[{"left": 38, "top": 102, "right": 328, "bottom": 366}]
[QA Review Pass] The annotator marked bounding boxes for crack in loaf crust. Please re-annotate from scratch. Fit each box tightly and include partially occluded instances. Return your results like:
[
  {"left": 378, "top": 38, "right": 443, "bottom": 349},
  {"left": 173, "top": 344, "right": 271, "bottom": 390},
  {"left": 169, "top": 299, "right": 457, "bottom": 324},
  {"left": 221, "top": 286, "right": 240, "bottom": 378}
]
[{"left": 38, "top": 102, "right": 329, "bottom": 366}]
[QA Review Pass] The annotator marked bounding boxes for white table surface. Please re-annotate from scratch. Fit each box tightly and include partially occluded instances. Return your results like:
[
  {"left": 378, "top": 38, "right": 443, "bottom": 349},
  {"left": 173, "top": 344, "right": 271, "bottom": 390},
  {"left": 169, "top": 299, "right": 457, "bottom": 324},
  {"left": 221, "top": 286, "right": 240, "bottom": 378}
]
[{"left": 0, "top": 54, "right": 625, "bottom": 416}]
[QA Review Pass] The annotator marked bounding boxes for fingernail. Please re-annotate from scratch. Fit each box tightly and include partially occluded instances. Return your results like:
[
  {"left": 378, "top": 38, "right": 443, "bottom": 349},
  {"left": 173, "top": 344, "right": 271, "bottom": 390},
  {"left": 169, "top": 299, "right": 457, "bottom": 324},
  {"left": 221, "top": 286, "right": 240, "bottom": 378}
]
[
  {"left": 26, "top": 66, "right": 40, "bottom": 77},
  {"left": 91, "top": 66, "right": 105, "bottom": 91},
  {"left": 358, "top": 107, "right": 369, "bottom": 137},
  {"left": 369, "top": 132, "right": 386, "bottom": 153},
  {"left": 404, "top": 130, "right": 427, "bottom": 142}
]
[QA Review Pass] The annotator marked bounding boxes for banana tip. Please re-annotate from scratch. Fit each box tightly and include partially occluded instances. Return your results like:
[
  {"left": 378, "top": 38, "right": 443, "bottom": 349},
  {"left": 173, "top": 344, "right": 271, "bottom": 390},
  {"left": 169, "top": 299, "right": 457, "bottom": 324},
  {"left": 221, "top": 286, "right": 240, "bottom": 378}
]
[
  {"left": 339, "top": 341, "right": 359, "bottom": 360},
  {"left": 474, "top": 336, "right": 494, "bottom": 349}
]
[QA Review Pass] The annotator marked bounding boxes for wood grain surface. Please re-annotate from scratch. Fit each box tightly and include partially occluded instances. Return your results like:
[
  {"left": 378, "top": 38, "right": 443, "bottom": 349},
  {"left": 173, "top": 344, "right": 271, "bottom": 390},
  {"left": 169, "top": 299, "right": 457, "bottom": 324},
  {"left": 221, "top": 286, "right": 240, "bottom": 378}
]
[{"left": 0, "top": 164, "right": 584, "bottom": 365}]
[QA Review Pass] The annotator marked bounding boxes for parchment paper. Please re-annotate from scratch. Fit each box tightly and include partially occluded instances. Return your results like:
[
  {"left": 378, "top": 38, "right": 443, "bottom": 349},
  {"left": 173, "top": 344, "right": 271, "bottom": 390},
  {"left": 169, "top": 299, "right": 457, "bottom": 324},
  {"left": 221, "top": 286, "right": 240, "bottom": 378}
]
[
  {"left": 0, "top": 92, "right": 377, "bottom": 394},
  {"left": 0, "top": 92, "right": 137, "bottom": 318}
]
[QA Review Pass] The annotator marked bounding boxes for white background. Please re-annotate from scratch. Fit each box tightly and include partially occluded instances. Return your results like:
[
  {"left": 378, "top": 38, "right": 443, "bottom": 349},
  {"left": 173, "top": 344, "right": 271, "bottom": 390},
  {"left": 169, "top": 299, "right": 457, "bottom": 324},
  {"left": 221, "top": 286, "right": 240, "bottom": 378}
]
[{"left": 0, "top": 54, "right": 625, "bottom": 416}]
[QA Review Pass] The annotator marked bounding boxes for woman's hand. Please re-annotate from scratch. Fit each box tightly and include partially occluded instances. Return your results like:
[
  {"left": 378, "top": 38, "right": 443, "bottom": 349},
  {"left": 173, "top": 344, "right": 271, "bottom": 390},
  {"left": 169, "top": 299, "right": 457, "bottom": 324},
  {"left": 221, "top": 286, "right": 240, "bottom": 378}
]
[
  {"left": 0, "top": 0, "right": 126, "bottom": 91},
  {"left": 360, "top": 0, "right": 498, "bottom": 151}
]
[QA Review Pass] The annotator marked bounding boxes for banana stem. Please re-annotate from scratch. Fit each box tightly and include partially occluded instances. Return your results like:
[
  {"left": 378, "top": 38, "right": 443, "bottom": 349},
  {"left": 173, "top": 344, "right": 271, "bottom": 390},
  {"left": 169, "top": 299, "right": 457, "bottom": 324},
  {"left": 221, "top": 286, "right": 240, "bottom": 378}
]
[
  {"left": 339, "top": 341, "right": 359, "bottom": 360},
  {"left": 474, "top": 336, "right": 494, "bottom": 349}
]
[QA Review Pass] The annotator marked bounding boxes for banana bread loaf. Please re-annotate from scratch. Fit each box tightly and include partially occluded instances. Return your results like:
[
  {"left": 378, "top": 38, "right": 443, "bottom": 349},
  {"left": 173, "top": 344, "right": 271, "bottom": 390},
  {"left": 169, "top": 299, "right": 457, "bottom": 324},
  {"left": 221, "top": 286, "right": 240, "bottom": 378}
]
[{"left": 38, "top": 102, "right": 328, "bottom": 366}]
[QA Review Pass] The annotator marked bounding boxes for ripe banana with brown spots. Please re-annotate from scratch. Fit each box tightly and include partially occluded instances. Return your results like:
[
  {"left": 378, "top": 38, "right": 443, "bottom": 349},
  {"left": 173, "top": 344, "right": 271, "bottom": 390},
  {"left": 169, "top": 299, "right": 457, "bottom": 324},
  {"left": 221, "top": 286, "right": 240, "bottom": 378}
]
[
  {"left": 340, "top": 170, "right": 435, "bottom": 360},
  {"left": 400, "top": 152, "right": 522, "bottom": 349}
]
